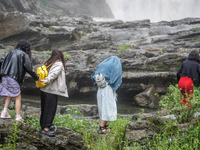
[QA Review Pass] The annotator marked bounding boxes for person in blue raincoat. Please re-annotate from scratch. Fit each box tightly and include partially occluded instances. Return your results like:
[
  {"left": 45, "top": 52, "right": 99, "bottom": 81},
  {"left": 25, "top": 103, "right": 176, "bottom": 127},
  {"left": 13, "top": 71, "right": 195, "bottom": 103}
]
[{"left": 91, "top": 56, "right": 122, "bottom": 134}]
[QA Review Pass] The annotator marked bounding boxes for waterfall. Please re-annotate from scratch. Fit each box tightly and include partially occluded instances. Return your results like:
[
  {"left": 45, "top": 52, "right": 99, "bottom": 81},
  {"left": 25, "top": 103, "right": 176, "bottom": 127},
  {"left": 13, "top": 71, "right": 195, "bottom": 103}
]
[{"left": 105, "top": 0, "right": 200, "bottom": 22}]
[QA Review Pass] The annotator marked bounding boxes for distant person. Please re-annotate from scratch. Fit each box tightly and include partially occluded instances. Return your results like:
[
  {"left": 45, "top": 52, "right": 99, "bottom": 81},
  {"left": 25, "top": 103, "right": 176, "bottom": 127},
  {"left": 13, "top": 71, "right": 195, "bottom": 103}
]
[
  {"left": 40, "top": 49, "right": 68, "bottom": 137},
  {"left": 91, "top": 56, "right": 122, "bottom": 134},
  {"left": 177, "top": 50, "right": 200, "bottom": 108},
  {"left": 0, "top": 40, "right": 40, "bottom": 122}
]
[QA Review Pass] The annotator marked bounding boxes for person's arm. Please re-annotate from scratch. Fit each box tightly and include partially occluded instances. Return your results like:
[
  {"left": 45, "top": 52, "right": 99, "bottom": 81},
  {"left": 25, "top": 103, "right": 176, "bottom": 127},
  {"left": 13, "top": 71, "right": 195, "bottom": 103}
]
[
  {"left": 24, "top": 54, "right": 39, "bottom": 81},
  {"left": 44, "top": 62, "right": 62, "bottom": 84},
  {"left": 0, "top": 52, "right": 9, "bottom": 69},
  {"left": 177, "top": 63, "right": 183, "bottom": 82}
]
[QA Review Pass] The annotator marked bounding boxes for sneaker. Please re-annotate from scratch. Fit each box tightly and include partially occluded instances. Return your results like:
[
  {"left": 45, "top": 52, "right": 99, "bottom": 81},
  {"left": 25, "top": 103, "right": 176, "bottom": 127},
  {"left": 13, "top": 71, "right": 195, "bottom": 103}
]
[
  {"left": 15, "top": 117, "right": 24, "bottom": 122},
  {"left": 40, "top": 130, "right": 55, "bottom": 137},
  {"left": 0, "top": 111, "right": 11, "bottom": 119}
]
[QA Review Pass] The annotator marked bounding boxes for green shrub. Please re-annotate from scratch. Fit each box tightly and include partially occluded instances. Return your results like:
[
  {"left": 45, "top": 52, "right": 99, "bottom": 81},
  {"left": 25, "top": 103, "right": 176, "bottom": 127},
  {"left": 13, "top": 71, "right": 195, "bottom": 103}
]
[
  {"left": 63, "top": 52, "right": 71, "bottom": 60},
  {"left": 117, "top": 44, "right": 131, "bottom": 50}
]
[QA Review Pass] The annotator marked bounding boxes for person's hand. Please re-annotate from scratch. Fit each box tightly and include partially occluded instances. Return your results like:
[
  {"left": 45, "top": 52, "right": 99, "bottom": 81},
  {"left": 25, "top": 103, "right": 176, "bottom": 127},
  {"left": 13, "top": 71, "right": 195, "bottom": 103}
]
[
  {"left": 41, "top": 80, "right": 47, "bottom": 84},
  {"left": 38, "top": 78, "right": 42, "bottom": 82}
]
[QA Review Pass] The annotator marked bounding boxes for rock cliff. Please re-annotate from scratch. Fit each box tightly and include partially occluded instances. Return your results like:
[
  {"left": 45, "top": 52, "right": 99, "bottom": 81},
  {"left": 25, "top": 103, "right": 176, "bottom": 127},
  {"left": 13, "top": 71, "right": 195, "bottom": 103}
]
[{"left": 0, "top": 2, "right": 200, "bottom": 108}]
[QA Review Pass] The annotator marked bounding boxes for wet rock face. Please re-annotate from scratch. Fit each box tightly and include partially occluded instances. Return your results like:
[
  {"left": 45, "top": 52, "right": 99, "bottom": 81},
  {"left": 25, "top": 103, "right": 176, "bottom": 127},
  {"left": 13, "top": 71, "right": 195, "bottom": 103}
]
[
  {"left": 0, "top": 6, "right": 200, "bottom": 108},
  {"left": 0, "top": 0, "right": 114, "bottom": 18},
  {"left": 0, "top": 0, "right": 39, "bottom": 14}
]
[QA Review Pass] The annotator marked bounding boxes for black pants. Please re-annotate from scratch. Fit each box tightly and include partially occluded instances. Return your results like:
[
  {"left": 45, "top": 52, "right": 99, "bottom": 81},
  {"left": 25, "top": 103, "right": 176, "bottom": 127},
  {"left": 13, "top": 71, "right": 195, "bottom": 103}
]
[{"left": 40, "top": 91, "right": 58, "bottom": 129}]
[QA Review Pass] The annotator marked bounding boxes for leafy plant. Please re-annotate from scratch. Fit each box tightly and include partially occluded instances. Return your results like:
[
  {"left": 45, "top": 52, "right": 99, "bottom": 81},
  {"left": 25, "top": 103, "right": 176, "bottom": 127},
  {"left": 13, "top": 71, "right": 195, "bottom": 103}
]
[
  {"left": 159, "top": 49, "right": 163, "bottom": 55},
  {"left": 159, "top": 84, "right": 200, "bottom": 123},
  {"left": 106, "top": 50, "right": 111, "bottom": 53},
  {"left": 24, "top": 115, "right": 40, "bottom": 131},
  {"left": 118, "top": 51, "right": 124, "bottom": 58},
  {"left": 63, "top": 52, "right": 71, "bottom": 60},
  {"left": 47, "top": 50, "right": 51, "bottom": 55},
  {"left": 193, "top": 27, "right": 200, "bottom": 32},
  {"left": 117, "top": 44, "right": 131, "bottom": 50},
  {"left": 7, "top": 122, "right": 20, "bottom": 150}
]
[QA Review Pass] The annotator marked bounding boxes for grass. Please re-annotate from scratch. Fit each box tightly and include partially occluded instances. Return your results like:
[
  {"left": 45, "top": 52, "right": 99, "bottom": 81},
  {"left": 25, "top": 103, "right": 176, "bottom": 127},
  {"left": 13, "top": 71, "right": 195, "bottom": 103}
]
[
  {"left": 117, "top": 44, "right": 131, "bottom": 51},
  {"left": 24, "top": 106, "right": 131, "bottom": 150},
  {"left": 116, "top": 44, "right": 131, "bottom": 58}
]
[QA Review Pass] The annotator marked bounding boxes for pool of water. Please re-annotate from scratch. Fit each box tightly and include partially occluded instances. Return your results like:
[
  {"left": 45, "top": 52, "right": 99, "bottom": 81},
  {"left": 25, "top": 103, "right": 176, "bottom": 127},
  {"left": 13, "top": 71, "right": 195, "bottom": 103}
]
[{"left": 21, "top": 94, "right": 157, "bottom": 115}]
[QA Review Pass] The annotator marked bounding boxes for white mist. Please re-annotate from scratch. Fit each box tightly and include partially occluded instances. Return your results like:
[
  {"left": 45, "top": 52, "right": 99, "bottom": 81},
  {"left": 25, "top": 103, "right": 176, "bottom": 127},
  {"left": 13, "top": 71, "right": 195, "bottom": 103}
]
[{"left": 106, "top": 0, "right": 200, "bottom": 22}]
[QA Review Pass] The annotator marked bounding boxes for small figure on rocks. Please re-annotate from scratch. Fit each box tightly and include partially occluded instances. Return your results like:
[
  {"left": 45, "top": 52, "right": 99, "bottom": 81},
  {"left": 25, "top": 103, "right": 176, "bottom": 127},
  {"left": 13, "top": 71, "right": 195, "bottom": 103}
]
[
  {"left": 177, "top": 50, "right": 200, "bottom": 109},
  {"left": 0, "top": 40, "right": 40, "bottom": 122},
  {"left": 91, "top": 56, "right": 122, "bottom": 134}
]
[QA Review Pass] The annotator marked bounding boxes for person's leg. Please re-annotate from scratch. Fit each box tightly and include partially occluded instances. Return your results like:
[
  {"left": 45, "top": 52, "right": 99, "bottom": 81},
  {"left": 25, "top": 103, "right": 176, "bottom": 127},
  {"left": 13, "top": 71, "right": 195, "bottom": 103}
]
[
  {"left": 40, "top": 91, "right": 45, "bottom": 129},
  {"left": 15, "top": 94, "right": 21, "bottom": 115},
  {"left": 178, "top": 77, "right": 187, "bottom": 106},
  {"left": 1, "top": 96, "right": 12, "bottom": 118},
  {"left": 185, "top": 78, "right": 194, "bottom": 109},
  {"left": 4, "top": 96, "right": 12, "bottom": 108},
  {"left": 40, "top": 91, "right": 58, "bottom": 131},
  {"left": 14, "top": 94, "right": 24, "bottom": 122}
]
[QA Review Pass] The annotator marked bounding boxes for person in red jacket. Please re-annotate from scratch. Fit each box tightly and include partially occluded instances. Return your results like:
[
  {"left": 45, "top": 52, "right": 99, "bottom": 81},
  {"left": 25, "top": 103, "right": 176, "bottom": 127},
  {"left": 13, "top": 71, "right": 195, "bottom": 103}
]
[{"left": 177, "top": 50, "right": 200, "bottom": 108}]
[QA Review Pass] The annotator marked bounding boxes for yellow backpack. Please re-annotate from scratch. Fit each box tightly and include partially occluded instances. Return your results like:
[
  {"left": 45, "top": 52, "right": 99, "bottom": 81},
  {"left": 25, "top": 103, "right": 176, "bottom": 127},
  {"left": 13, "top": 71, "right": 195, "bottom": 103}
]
[{"left": 35, "top": 64, "right": 51, "bottom": 88}]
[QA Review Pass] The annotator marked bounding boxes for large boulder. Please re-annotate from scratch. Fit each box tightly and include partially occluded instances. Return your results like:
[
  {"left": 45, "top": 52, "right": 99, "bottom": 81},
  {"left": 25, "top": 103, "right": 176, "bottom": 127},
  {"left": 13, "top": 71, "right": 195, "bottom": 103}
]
[
  {"left": 134, "top": 86, "right": 160, "bottom": 108},
  {"left": 124, "top": 120, "right": 160, "bottom": 146}
]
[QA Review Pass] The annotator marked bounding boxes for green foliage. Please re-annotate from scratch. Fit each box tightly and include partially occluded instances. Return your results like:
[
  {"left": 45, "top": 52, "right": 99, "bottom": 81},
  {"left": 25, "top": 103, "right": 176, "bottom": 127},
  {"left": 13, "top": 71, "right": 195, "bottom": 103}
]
[
  {"left": 141, "top": 84, "right": 200, "bottom": 150},
  {"left": 26, "top": 106, "right": 131, "bottom": 150},
  {"left": 106, "top": 50, "right": 111, "bottom": 53},
  {"left": 63, "top": 52, "right": 71, "bottom": 60},
  {"left": 37, "top": 51, "right": 42, "bottom": 55},
  {"left": 93, "top": 27, "right": 98, "bottom": 32},
  {"left": 47, "top": 50, "right": 51, "bottom": 55},
  {"left": 7, "top": 122, "right": 20, "bottom": 150},
  {"left": 193, "top": 27, "right": 200, "bottom": 32},
  {"left": 118, "top": 51, "right": 124, "bottom": 57},
  {"left": 37, "top": 0, "right": 48, "bottom": 7},
  {"left": 116, "top": 44, "right": 131, "bottom": 57},
  {"left": 195, "top": 35, "right": 200, "bottom": 39},
  {"left": 24, "top": 115, "right": 40, "bottom": 131},
  {"left": 159, "top": 49, "right": 163, "bottom": 55},
  {"left": 146, "top": 121, "right": 200, "bottom": 150},
  {"left": 160, "top": 84, "right": 200, "bottom": 123},
  {"left": 117, "top": 44, "right": 131, "bottom": 50},
  {"left": 137, "top": 109, "right": 144, "bottom": 121}
]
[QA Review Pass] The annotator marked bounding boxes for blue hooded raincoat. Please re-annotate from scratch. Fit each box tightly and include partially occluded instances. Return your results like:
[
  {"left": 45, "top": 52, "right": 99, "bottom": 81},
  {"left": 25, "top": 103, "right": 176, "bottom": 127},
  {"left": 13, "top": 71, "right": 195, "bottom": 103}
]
[{"left": 91, "top": 56, "right": 122, "bottom": 91}]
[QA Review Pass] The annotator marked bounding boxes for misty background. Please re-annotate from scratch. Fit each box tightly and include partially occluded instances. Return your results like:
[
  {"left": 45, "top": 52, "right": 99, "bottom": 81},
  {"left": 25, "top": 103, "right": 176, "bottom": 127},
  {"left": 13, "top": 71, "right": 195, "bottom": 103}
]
[{"left": 106, "top": 0, "right": 200, "bottom": 22}]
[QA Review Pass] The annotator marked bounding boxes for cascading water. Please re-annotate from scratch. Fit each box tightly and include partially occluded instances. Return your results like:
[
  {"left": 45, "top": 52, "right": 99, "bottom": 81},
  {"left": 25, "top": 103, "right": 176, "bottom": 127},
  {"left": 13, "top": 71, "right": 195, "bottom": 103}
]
[{"left": 106, "top": 0, "right": 200, "bottom": 22}]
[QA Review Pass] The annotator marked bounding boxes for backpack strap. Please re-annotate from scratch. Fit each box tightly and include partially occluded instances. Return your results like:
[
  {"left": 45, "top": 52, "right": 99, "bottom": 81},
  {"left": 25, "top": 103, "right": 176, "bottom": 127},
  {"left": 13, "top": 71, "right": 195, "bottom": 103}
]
[{"left": 46, "top": 63, "right": 52, "bottom": 68}]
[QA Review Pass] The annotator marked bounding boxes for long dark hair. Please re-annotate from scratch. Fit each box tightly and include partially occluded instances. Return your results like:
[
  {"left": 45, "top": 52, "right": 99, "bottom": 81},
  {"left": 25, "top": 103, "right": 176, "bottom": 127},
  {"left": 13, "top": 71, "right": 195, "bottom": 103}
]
[
  {"left": 44, "top": 49, "right": 66, "bottom": 70},
  {"left": 188, "top": 50, "right": 200, "bottom": 63},
  {"left": 16, "top": 39, "right": 32, "bottom": 60}
]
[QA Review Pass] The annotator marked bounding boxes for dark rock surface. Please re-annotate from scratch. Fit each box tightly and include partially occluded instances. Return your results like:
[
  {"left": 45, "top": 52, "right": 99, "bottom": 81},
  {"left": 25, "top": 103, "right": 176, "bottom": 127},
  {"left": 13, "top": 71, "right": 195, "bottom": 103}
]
[{"left": 0, "top": 119, "right": 86, "bottom": 150}]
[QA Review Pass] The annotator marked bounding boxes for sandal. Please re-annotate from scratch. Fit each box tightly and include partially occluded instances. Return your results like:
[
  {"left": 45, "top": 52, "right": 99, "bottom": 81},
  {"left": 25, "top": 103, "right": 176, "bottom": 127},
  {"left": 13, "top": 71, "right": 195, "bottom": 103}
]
[
  {"left": 98, "top": 126, "right": 107, "bottom": 134},
  {"left": 104, "top": 125, "right": 112, "bottom": 133}
]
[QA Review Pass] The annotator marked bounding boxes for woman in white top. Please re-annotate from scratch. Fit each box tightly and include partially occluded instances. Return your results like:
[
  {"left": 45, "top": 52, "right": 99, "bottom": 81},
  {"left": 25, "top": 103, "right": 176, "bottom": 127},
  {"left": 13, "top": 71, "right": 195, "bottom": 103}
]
[{"left": 40, "top": 49, "right": 68, "bottom": 137}]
